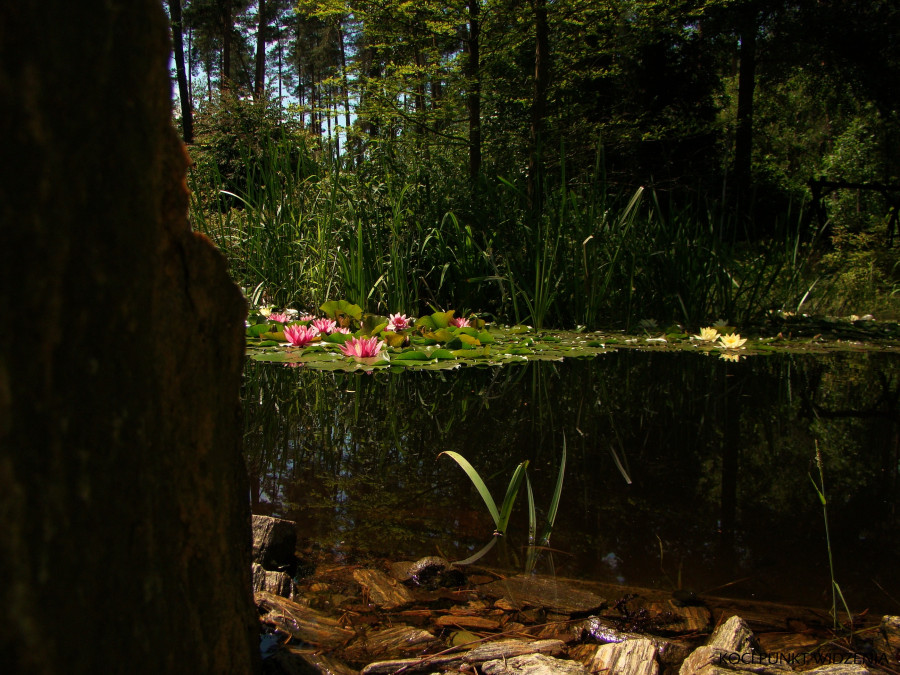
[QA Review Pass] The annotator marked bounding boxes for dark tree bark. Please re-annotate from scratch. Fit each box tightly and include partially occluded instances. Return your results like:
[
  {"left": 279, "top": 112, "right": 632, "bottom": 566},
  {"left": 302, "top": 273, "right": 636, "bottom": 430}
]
[
  {"left": 734, "top": 5, "right": 757, "bottom": 200},
  {"left": 168, "top": 0, "right": 194, "bottom": 143},
  {"left": 221, "top": 0, "right": 234, "bottom": 88},
  {"left": 466, "top": 0, "right": 482, "bottom": 185},
  {"left": 255, "top": 0, "right": 267, "bottom": 99},
  {"left": 527, "top": 0, "right": 549, "bottom": 218},
  {"left": 0, "top": 1, "right": 259, "bottom": 673}
]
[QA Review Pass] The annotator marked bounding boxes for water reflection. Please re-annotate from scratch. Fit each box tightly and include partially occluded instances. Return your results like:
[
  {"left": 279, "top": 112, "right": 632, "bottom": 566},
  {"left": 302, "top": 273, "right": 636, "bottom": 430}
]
[{"left": 243, "top": 351, "right": 900, "bottom": 613}]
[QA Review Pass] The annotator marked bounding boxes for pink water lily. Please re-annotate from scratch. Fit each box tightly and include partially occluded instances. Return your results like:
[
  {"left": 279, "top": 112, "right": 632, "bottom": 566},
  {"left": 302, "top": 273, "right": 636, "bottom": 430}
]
[
  {"left": 299, "top": 313, "right": 316, "bottom": 322},
  {"left": 339, "top": 336, "right": 385, "bottom": 358},
  {"left": 386, "top": 313, "right": 410, "bottom": 331},
  {"left": 268, "top": 312, "right": 291, "bottom": 323},
  {"left": 284, "top": 324, "right": 320, "bottom": 347},
  {"left": 450, "top": 316, "right": 471, "bottom": 328},
  {"left": 311, "top": 317, "right": 338, "bottom": 334}
]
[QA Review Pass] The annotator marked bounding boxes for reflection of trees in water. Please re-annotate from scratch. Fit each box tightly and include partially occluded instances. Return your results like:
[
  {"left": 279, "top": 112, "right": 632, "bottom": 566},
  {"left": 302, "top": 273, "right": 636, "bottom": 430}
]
[{"left": 241, "top": 352, "right": 900, "bottom": 608}]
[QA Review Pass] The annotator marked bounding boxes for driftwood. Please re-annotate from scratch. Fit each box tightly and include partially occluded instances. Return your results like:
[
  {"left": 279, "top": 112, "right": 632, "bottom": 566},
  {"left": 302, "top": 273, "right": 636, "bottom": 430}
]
[
  {"left": 481, "top": 574, "right": 606, "bottom": 614},
  {"left": 353, "top": 568, "right": 415, "bottom": 610},
  {"left": 482, "top": 652, "right": 590, "bottom": 675},
  {"left": 434, "top": 613, "right": 502, "bottom": 631},
  {"left": 253, "top": 562, "right": 293, "bottom": 598},
  {"left": 343, "top": 624, "right": 439, "bottom": 663},
  {"left": 256, "top": 591, "right": 354, "bottom": 647},
  {"left": 647, "top": 600, "right": 711, "bottom": 634},
  {"left": 707, "top": 616, "right": 759, "bottom": 654},
  {"left": 360, "top": 638, "right": 567, "bottom": 675},
  {"left": 591, "top": 638, "right": 660, "bottom": 675}
]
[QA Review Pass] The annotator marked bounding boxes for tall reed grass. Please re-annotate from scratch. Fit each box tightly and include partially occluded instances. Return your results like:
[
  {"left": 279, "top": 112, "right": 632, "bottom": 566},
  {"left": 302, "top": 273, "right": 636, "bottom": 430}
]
[{"left": 189, "top": 133, "right": 822, "bottom": 329}]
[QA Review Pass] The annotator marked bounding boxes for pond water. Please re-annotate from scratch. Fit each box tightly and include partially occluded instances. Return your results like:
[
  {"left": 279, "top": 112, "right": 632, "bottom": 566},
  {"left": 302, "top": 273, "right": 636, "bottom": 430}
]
[{"left": 244, "top": 350, "right": 900, "bottom": 615}]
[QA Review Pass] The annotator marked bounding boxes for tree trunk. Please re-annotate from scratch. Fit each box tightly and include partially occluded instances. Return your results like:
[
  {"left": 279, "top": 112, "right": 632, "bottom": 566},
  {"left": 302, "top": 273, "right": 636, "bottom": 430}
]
[
  {"left": 168, "top": 0, "right": 194, "bottom": 143},
  {"left": 221, "top": 0, "right": 233, "bottom": 89},
  {"left": 527, "top": 0, "right": 549, "bottom": 218},
  {"left": 255, "top": 0, "right": 267, "bottom": 99},
  {"left": 466, "top": 0, "right": 482, "bottom": 185},
  {"left": 0, "top": 2, "right": 259, "bottom": 672},
  {"left": 734, "top": 6, "right": 757, "bottom": 201}
]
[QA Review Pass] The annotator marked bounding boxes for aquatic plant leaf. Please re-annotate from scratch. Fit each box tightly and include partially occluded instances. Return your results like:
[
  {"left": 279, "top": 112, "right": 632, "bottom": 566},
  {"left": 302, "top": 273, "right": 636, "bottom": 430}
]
[
  {"left": 430, "top": 349, "right": 455, "bottom": 360},
  {"left": 438, "top": 451, "right": 500, "bottom": 529},
  {"left": 539, "top": 435, "right": 566, "bottom": 546},
  {"left": 322, "top": 332, "right": 351, "bottom": 345},
  {"left": 448, "top": 630, "right": 480, "bottom": 647},
  {"left": 429, "top": 328, "right": 456, "bottom": 343},
  {"left": 261, "top": 330, "right": 286, "bottom": 342},
  {"left": 453, "top": 537, "right": 498, "bottom": 566},
  {"left": 360, "top": 315, "right": 388, "bottom": 336},
  {"left": 382, "top": 331, "right": 407, "bottom": 348},
  {"left": 247, "top": 323, "right": 272, "bottom": 337},
  {"left": 430, "top": 310, "right": 454, "bottom": 329},
  {"left": 497, "top": 460, "right": 529, "bottom": 535},
  {"left": 477, "top": 331, "right": 496, "bottom": 344},
  {"left": 320, "top": 300, "right": 363, "bottom": 321},
  {"left": 457, "top": 334, "right": 481, "bottom": 347},
  {"left": 410, "top": 336, "right": 438, "bottom": 346},
  {"left": 392, "top": 349, "right": 430, "bottom": 361},
  {"left": 414, "top": 315, "right": 437, "bottom": 331}
]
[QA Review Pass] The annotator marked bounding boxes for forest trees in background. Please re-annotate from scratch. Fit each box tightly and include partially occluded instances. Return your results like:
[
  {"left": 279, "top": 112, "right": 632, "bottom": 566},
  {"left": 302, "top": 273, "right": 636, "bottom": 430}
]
[{"left": 165, "top": 0, "right": 900, "bottom": 326}]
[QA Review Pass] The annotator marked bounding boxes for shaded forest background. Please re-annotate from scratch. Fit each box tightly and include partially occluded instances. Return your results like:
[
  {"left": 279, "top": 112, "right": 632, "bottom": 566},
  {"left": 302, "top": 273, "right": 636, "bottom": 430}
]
[{"left": 167, "top": 0, "right": 900, "bottom": 329}]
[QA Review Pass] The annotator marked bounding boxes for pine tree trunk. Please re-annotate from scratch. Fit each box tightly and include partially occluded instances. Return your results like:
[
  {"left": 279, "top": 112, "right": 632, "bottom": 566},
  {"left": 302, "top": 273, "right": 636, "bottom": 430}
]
[
  {"left": 255, "top": 0, "right": 267, "bottom": 99},
  {"left": 221, "top": 0, "right": 233, "bottom": 88},
  {"left": 527, "top": 0, "right": 549, "bottom": 218},
  {"left": 168, "top": 0, "right": 194, "bottom": 143},
  {"left": 734, "top": 6, "right": 757, "bottom": 201},
  {"left": 0, "top": 2, "right": 259, "bottom": 672},
  {"left": 466, "top": 0, "right": 482, "bottom": 185}
]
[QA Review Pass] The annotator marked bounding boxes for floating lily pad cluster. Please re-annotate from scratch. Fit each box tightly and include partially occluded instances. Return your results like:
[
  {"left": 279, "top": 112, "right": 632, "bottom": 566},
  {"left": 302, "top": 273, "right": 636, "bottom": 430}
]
[{"left": 246, "top": 301, "right": 900, "bottom": 371}]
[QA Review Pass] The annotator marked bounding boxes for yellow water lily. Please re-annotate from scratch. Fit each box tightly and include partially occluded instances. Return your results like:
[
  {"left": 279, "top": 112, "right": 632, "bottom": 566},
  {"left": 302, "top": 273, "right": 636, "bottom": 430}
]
[
  {"left": 717, "top": 333, "right": 747, "bottom": 349},
  {"left": 693, "top": 327, "right": 719, "bottom": 341},
  {"left": 719, "top": 351, "right": 741, "bottom": 362}
]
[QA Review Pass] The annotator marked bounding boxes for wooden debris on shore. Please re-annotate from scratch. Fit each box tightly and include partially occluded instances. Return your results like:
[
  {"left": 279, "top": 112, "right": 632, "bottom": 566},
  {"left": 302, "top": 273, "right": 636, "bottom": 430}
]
[
  {"left": 481, "top": 652, "right": 589, "bottom": 675},
  {"left": 352, "top": 568, "right": 415, "bottom": 610},
  {"left": 256, "top": 591, "right": 354, "bottom": 647},
  {"left": 360, "top": 638, "right": 567, "bottom": 675},
  {"left": 253, "top": 562, "right": 294, "bottom": 598},
  {"left": 252, "top": 515, "right": 298, "bottom": 572},
  {"left": 480, "top": 574, "right": 607, "bottom": 615},
  {"left": 590, "top": 637, "right": 660, "bottom": 675}
]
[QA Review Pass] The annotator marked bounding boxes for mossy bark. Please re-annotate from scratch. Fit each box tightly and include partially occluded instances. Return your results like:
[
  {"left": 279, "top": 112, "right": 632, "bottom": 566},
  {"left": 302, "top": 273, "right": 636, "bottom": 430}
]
[{"left": 0, "top": 2, "right": 259, "bottom": 672}]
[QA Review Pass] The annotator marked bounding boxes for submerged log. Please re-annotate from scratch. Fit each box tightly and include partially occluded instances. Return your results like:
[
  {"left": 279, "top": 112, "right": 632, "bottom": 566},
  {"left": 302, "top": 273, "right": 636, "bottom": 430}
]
[
  {"left": 256, "top": 592, "right": 354, "bottom": 647},
  {"left": 481, "top": 575, "right": 606, "bottom": 615},
  {"left": 353, "top": 568, "right": 415, "bottom": 610}
]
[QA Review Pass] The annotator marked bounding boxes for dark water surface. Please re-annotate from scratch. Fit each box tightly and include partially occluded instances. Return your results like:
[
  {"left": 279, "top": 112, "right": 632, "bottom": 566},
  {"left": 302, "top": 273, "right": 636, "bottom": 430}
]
[{"left": 243, "top": 350, "right": 900, "bottom": 614}]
